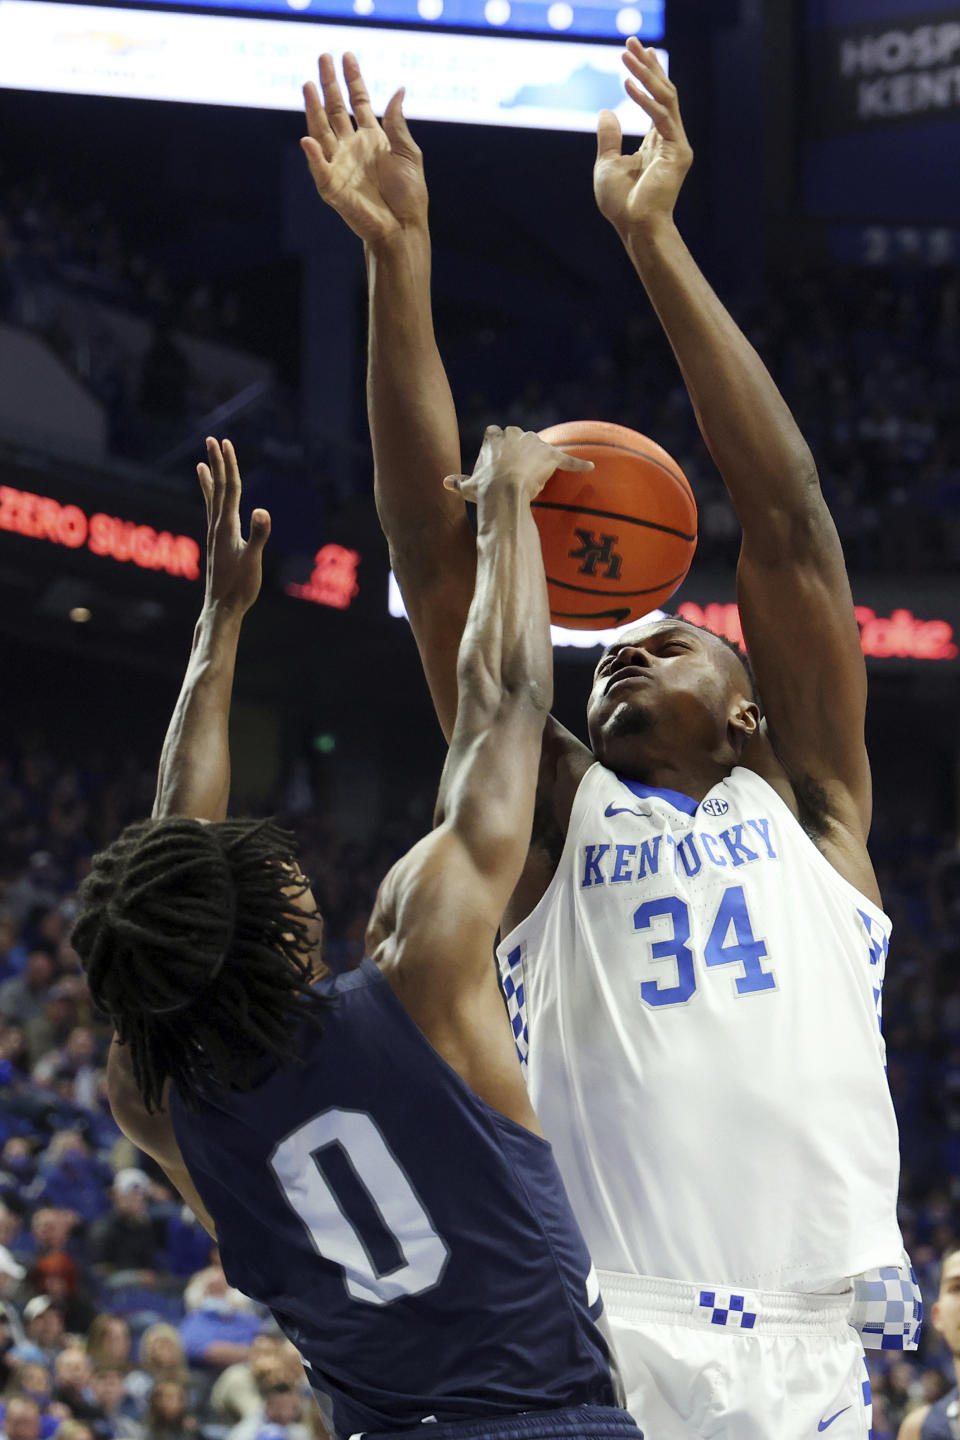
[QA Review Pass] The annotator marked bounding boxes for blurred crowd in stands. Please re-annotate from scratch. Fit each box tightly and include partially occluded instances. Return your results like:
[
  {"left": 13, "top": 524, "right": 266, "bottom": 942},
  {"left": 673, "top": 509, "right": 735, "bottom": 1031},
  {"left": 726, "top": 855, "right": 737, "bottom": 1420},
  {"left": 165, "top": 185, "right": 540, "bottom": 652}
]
[
  {"left": 2, "top": 168, "right": 960, "bottom": 570},
  {"left": 0, "top": 735, "right": 959, "bottom": 1438}
]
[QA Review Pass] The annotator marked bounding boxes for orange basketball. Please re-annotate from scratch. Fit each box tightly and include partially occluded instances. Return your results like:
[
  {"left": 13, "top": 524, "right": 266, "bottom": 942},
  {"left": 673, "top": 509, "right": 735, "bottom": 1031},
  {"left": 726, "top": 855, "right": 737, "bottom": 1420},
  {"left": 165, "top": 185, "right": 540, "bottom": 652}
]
[{"left": 535, "top": 420, "right": 698, "bottom": 630}]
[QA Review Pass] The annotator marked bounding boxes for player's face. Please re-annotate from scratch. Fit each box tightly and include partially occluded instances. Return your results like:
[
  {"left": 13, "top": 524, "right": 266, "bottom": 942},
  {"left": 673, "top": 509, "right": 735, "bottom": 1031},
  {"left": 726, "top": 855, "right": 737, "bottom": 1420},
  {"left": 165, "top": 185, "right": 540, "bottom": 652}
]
[
  {"left": 933, "top": 1253, "right": 960, "bottom": 1355},
  {"left": 586, "top": 622, "right": 735, "bottom": 763}
]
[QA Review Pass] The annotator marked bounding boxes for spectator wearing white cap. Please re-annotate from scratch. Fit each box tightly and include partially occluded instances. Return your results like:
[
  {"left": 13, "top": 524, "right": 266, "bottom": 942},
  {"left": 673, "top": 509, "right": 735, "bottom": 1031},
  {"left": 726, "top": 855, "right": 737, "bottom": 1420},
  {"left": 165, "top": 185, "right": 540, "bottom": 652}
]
[
  {"left": 88, "top": 1173, "right": 163, "bottom": 1283},
  {"left": 12, "top": 1298, "right": 65, "bottom": 1368}
]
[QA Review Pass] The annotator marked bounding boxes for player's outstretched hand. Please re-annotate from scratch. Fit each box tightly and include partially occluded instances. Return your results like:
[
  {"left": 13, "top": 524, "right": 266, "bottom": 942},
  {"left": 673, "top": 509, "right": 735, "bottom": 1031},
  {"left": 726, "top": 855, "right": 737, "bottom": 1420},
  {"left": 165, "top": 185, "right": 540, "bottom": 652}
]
[
  {"left": 594, "top": 39, "right": 693, "bottom": 237},
  {"left": 301, "top": 53, "right": 426, "bottom": 245},
  {"left": 444, "top": 425, "right": 593, "bottom": 505},
  {"left": 197, "top": 437, "right": 271, "bottom": 616}
]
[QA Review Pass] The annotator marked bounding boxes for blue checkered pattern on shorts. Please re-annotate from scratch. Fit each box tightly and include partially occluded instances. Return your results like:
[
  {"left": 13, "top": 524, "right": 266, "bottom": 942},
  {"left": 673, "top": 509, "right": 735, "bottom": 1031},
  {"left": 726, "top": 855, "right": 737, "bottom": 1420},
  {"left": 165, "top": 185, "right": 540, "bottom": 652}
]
[
  {"left": 499, "top": 944, "right": 529, "bottom": 1066},
  {"left": 850, "top": 1260, "right": 922, "bottom": 1350},
  {"left": 696, "top": 1289, "right": 757, "bottom": 1330}
]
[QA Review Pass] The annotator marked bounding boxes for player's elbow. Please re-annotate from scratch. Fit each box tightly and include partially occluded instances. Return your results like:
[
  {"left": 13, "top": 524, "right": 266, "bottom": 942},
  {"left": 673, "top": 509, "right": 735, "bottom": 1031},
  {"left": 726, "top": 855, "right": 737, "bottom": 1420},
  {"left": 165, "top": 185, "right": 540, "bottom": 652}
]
[
  {"left": 458, "top": 653, "right": 551, "bottom": 720},
  {"left": 740, "top": 487, "right": 841, "bottom": 569}
]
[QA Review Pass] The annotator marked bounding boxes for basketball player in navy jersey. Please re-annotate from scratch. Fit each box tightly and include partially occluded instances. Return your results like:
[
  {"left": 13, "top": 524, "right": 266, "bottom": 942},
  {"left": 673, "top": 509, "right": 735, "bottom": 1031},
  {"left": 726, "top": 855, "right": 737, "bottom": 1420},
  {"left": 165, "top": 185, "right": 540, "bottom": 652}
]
[
  {"left": 70, "top": 434, "right": 639, "bottom": 1440},
  {"left": 898, "top": 1247, "right": 960, "bottom": 1439},
  {"left": 304, "top": 46, "right": 919, "bottom": 1440}
]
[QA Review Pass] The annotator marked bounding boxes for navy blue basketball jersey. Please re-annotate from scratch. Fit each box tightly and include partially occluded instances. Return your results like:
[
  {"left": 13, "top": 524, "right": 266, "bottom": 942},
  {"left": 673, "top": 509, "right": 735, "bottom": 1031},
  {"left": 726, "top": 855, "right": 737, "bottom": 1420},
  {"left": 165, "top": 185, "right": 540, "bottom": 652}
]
[
  {"left": 922, "top": 1388, "right": 960, "bottom": 1439},
  {"left": 169, "top": 959, "right": 620, "bottom": 1438}
]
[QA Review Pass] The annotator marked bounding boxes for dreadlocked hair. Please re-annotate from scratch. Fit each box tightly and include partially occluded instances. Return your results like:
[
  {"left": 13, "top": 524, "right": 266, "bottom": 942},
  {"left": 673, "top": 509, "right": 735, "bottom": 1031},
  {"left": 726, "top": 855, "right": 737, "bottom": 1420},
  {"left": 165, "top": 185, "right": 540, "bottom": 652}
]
[{"left": 72, "top": 816, "right": 327, "bottom": 1114}]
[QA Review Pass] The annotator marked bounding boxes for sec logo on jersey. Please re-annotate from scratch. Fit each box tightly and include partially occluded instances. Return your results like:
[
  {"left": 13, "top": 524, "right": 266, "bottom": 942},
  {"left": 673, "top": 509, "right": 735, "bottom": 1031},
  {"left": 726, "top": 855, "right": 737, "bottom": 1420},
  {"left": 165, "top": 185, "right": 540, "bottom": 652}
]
[{"left": 701, "top": 798, "right": 729, "bottom": 817}]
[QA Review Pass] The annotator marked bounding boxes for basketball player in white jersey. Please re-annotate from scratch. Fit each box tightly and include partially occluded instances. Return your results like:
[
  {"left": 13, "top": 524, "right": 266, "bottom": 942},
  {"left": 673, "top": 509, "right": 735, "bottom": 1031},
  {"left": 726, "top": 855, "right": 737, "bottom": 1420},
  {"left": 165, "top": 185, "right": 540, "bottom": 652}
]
[{"left": 302, "top": 45, "right": 919, "bottom": 1439}]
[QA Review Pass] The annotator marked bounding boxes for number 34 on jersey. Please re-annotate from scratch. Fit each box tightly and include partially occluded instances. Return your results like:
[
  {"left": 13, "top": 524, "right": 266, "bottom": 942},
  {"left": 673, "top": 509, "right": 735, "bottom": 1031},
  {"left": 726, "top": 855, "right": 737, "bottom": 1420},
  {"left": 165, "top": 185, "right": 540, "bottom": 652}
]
[{"left": 632, "top": 884, "right": 777, "bottom": 1009}]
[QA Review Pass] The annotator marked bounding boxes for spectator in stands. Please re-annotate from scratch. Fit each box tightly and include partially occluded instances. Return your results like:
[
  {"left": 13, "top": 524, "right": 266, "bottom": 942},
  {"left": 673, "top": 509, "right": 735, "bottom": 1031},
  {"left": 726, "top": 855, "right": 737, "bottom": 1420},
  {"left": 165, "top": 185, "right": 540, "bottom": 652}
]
[
  {"left": 15, "top": 1362, "right": 64, "bottom": 1439},
  {"left": 89, "top": 1174, "right": 162, "bottom": 1281},
  {"left": 209, "top": 1336, "right": 288, "bottom": 1423},
  {"left": 158, "top": 1212, "right": 209, "bottom": 1282},
  {"left": 50, "top": 1349, "right": 101, "bottom": 1426},
  {"left": 85, "top": 1321, "right": 129, "bottom": 1377},
  {"left": 18, "top": 1213, "right": 76, "bottom": 1273},
  {"left": 0, "top": 954, "right": 57, "bottom": 1029},
  {"left": 178, "top": 1267, "right": 261, "bottom": 1375},
  {"left": 0, "top": 1209, "right": 22, "bottom": 1254},
  {"left": 1, "top": 1397, "right": 41, "bottom": 1440},
  {"left": 28, "top": 1252, "right": 96, "bottom": 1335},
  {"left": 0, "top": 1026, "right": 29, "bottom": 1077},
  {"left": 88, "top": 1369, "right": 141, "bottom": 1440},
  {"left": 32, "top": 1135, "right": 110, "bottom": 1224},
  {"left": 226, "top": 1383, "right": 311, "bottom": 1440},
  {"left": 0, "top": 1143, "right": 36, "bottom": 1200},
  {"left": 26, "top": 992, "right": 84, "bottom": 1081},
  {"left": 142, "top": 1384, "right": 194, "bottom": 1440},
  {"left": 54, "top": 1423, "right": 94, "bottom": 1440},
  {"left": 0, "top": 914, "right": 28, "bottom": 983},
  {"left": 122, "top": 1328, "right": 190, "bottom": 1422},
  {"left": 0, "top": 1246, "right": 25, "bottom": 1346},
  {"left": 14, "top": 1299, "right": 64, "bottom": 1367}
]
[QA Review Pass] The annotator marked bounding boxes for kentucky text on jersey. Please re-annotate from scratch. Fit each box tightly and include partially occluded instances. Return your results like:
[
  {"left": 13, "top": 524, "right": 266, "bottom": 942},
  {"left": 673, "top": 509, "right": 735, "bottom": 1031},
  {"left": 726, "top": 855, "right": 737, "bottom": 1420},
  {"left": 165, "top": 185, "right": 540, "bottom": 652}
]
[{"left": 580, "top": 818, "right": 777, "bottom": 888}]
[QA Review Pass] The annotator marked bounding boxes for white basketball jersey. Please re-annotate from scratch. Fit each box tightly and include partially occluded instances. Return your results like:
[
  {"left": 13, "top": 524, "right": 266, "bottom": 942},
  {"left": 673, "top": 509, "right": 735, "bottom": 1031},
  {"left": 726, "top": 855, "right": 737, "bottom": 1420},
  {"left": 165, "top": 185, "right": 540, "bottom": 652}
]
[{"left": 497, "top": 763, "right": 905, "bottom": 1293}]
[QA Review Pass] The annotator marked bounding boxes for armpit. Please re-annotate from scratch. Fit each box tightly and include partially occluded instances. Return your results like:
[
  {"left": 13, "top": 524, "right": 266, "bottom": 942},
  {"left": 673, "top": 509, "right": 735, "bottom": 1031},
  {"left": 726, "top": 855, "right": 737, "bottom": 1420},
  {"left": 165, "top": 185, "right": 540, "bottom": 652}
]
[
  {"left": 530, "top": 788, "right": 566, "bottom": 870},
  {"left": 792, "top": 772, "right": 835, "bottom": 840}
]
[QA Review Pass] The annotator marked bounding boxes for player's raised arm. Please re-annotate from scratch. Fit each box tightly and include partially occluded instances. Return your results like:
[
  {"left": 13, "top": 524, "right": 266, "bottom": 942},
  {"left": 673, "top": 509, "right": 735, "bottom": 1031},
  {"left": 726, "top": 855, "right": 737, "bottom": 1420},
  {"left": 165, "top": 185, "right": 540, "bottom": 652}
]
[
  {"left": 594, "top": 40, "right": 872, "bottom": 852},
  {"left": 302, "top": 54, "right": 475, "bottom": 741},
  {"left": 369, "top": 430, "right": 591, "bottom": 1112},
  {"left": 434, "top": 428, "right": 592, "bottom": 903},
  {"left": 153, "top": 438, "right": 270, "bottom": 822}
]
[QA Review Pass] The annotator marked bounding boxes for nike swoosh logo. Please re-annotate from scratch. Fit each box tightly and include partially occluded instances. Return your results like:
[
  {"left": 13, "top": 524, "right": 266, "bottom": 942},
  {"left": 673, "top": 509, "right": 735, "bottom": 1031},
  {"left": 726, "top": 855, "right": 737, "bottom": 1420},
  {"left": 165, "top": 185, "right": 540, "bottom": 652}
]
[
  {"left": 604, "top": 803, "right": 653, "bottom": 819},
  {"left": 818, "top": 1408, "right": 851, "bottom": 1431}
]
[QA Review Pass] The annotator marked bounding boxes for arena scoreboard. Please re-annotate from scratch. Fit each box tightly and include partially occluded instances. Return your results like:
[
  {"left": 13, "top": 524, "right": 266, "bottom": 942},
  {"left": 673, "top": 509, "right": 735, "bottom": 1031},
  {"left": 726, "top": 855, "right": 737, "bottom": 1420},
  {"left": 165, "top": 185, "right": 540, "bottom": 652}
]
[{"left": 0, "top": 0, "right": 665, "bottom": 132}]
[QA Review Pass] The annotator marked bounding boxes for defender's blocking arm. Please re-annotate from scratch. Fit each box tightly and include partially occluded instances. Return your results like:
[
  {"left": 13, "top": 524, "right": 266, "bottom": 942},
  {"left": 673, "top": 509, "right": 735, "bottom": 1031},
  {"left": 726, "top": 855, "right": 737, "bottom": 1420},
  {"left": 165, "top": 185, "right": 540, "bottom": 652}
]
[
  {"left": 303, "top": 55, "right": 475, "bottom": 741},
  {"left": 368, "top": 427, "right": 591, "bottom": 1121},
  {"left": 595, "top": 41, "right": 871, "bottom": 850},
  {"left": 153, "top": 438, "right": 270, "bottom": 822}
]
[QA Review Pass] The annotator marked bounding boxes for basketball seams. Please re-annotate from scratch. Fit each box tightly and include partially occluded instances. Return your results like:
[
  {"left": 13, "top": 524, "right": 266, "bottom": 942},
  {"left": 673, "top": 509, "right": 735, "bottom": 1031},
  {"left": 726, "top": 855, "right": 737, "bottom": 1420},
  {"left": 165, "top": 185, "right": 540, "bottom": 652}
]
[
  {"left": 550, "top": 439, "right": 695, "bottom": 506},
  {"left": 545, "top": 568, "right": 691, "bottom": 598}
]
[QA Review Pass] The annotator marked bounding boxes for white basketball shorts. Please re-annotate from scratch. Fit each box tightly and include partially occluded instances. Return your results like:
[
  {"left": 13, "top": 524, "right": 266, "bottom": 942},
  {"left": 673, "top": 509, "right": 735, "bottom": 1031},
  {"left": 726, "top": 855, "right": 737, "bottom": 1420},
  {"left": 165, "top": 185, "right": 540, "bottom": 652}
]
[{"left": 599, "top": 1271, "right": 871, "bottom": 1440}]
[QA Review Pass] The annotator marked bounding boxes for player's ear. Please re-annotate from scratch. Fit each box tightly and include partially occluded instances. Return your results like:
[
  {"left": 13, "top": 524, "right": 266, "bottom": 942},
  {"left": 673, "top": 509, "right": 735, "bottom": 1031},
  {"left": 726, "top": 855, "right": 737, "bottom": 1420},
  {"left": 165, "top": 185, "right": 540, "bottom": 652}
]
[{"left": 729, "top": 699, "right": 760, "bottom": 742}]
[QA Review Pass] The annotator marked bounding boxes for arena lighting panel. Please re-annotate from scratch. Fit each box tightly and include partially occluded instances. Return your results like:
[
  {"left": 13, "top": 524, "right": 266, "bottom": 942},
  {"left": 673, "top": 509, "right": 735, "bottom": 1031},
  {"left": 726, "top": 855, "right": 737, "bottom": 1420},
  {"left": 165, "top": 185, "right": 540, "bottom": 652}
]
[
  {"left": 0, "top": 0, "right": 666, "bottom": 133},
  {"left": 83, "top": 0, "right": 665, "bottom": 39}
]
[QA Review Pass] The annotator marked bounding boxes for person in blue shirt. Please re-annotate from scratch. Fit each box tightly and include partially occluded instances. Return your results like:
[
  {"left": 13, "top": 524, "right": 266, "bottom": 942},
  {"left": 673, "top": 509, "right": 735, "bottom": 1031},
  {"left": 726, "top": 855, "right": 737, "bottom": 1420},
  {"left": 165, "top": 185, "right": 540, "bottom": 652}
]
[{"left": 70, "top": 434, "right": 638, "bottom": 1440}]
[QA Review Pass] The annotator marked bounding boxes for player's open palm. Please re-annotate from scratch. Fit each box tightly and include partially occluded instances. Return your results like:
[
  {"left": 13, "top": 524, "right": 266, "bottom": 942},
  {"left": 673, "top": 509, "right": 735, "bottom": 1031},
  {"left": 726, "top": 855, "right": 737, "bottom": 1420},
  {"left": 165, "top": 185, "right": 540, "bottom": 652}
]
[
  {"left": 595, "top": 38, "right": 693, "bottom": 236},
  {"left": 302, "top": 53, "right": 426, "bottom": 245},
  {"left": 197, "top": 437, "right": 270, "bottom": 616}
]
